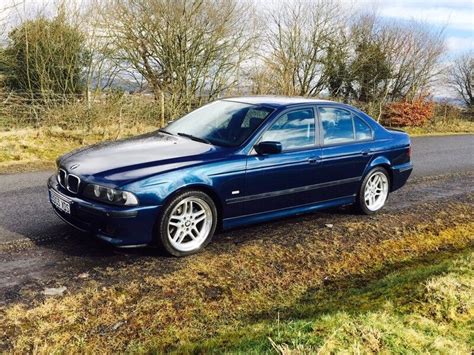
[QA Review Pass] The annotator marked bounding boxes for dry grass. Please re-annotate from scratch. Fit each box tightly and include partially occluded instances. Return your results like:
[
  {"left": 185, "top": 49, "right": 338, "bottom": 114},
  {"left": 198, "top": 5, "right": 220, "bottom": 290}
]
[
  {"left": 0, "top": 199, "right": 472, "bottom": 353},
  {"left": 1, "top": 122, "right": 472, "bottom": 175},
  {"left": 0, "top": 104, "right": 472, "bottom": 174},
  {"left": 0, "top": 93, "right": 163, "bottom": 173},
  {"left": 403, "top": 118, "right": 474, "bottom": 136},
  {"left": 0, "top": 125, "right": 156, "bottom": 174}
]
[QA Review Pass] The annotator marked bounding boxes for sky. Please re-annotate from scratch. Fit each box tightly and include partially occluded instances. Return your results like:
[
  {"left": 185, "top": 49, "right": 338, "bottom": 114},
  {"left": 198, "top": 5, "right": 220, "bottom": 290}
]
[
  {"left": 1, "top": 0, "right": 473, "bottom": 55},
  {"left": 358, "top": 0, "right": 473, "bottom": 55}
]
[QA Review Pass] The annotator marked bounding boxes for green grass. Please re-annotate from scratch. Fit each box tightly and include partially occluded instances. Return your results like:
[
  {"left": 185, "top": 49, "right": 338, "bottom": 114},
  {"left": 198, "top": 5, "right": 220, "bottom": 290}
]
[{"left": 179, "top": 249, "right": 474, "bottom": 353}]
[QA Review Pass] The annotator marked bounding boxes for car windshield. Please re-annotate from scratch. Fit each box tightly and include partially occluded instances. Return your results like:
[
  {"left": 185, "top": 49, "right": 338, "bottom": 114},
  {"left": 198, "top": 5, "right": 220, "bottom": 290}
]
[{"left": 165, "top": 100, "right": 274, "bottom": 147}]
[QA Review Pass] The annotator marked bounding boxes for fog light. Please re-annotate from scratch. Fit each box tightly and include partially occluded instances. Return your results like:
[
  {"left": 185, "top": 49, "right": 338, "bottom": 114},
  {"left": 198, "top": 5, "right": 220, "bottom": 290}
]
[{"left": 104, "top": 224, "right": 116, "bottom": 235}]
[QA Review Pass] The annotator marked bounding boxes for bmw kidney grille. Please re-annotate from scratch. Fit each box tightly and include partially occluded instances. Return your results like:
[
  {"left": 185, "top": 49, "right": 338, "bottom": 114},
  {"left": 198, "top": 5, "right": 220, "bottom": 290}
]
[{"left": 57, "top": 168, "right": 80, "bottom": 194}]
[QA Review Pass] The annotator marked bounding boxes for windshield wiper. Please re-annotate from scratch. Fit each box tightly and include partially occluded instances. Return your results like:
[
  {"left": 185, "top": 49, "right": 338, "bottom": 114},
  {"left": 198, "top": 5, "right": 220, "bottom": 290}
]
[
  {"left": 158, "top": 128, "right": 173, "bottom": 135},
  {"left": 177, "top": 132, "right": 212, "bottom": 145}
]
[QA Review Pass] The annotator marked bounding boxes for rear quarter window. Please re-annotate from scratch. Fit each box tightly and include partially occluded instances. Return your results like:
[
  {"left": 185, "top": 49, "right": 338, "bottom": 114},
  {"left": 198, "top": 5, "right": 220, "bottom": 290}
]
[{"left": 354, "top": 115, "right": 373, "bottom": 140}]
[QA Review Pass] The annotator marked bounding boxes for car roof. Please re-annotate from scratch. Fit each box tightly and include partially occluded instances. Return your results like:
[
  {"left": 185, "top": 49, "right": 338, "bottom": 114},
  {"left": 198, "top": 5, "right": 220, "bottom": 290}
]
[{"left": 222, "top": 96, "right": 335, "bottom": 108}]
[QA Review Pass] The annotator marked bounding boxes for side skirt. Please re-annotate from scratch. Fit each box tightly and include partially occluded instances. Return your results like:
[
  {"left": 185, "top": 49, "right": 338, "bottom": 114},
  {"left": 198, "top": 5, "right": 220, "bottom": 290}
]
[{"left": 222, "top": 195, "right": 356, "bottom": 230}]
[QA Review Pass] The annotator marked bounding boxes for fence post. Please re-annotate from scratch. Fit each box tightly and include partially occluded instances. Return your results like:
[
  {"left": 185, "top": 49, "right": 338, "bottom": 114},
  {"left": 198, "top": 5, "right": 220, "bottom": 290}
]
[{"left": 161, "top": 92, "right": 165, "bottom": 127}]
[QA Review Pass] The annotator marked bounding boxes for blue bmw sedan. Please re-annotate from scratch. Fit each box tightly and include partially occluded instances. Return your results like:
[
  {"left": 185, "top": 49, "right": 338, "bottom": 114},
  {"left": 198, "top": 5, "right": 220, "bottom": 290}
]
[{"left": 48, "top": 97, "right": 412, "bottom": 256}]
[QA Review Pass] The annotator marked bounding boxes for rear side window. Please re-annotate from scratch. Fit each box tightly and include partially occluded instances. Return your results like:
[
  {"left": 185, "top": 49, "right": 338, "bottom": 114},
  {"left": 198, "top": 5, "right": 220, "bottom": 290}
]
[
  {"left": 354, "top": 116, "right": 372, "bottom": 140},
  {"left": 260, "top": 108, "right": 316, "bottom": 150},
  {"left": 319, "top": 107, "right": 373, "bottom": 145},
  {"left": 319, "top": 107, "right": 354, "bottom": 145}
]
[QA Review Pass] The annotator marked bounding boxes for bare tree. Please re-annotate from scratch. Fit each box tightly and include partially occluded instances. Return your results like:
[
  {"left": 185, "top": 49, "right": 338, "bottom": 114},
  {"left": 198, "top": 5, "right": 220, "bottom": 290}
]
[
  {"left": 262, "top": 0, "right": 344, "bottom": 96},
  {"left": 103, "top": 0, "right": 255, "bottom": 117},
  {"left": 381, "top": 21, "right": 445, "bottom": 101},
  {"left": 448, "top": 51, "right": 473, "bottom": 107}
]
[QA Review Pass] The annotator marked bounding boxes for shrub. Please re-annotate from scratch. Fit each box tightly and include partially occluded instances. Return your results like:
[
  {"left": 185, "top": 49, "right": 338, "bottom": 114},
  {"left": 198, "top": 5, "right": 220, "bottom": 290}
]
[
  {"left": 1, "top": 12, "right": 86, "bottom": 101},
  {"left": 382, "top": 98, "right": 435, "bottom": 127}
]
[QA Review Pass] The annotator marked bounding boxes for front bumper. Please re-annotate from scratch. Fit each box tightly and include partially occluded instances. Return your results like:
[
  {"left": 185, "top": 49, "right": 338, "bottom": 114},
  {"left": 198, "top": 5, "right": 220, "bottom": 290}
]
[{"left": 47, "top": 175, "right": 161, "bottom": 246}]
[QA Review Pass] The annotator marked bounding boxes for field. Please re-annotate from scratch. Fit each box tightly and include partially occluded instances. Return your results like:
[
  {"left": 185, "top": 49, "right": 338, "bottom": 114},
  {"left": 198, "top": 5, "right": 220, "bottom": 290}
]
[
  {"left": 0, "top": 177, "right": 472, "bottom": 352},
  {"left": 0, "top": 126, "right": 156, "bottom": 173}
]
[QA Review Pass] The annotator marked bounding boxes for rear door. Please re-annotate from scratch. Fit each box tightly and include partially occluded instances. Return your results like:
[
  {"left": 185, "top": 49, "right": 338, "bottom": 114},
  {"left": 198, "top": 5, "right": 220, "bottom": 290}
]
[{"left": 316, "top": 105, "right": 376, "bottom": 200}]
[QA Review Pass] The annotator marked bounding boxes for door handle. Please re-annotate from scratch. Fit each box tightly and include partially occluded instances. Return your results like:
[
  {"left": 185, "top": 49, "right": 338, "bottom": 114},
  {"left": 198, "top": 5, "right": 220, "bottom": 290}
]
[
  {"left": 361, "top": 150, "right": 373, "bottom": 156},
  {"left": 308, "top": 156, "right": 320, "bottom": 164}
]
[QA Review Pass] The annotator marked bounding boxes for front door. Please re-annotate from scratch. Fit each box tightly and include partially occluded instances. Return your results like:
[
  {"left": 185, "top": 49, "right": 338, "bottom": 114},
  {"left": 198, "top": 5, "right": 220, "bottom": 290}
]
[{"left": 239, "top": 107, "right": 323, "bottom": 216}]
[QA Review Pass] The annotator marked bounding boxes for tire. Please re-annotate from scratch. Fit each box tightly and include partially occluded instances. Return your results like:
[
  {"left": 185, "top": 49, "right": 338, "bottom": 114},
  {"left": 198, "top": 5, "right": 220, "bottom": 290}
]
[
  {"left": 356, "top": 167, "right": 390, "bottom": 215},
  {"left": 156, "top": 190, "right": 217, "bottom": 257}
]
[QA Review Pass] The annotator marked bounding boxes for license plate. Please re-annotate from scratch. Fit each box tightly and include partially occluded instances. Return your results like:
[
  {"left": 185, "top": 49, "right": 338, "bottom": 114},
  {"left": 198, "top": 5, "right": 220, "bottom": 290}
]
[{"left": 50, "top": 189, "right": 71, "bottom": 214}]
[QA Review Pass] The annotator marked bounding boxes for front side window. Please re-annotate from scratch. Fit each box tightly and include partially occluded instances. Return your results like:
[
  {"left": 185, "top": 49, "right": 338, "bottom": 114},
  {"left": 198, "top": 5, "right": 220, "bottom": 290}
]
[
  {"left": 166, "top": 100, "right": 274, "bottom": 147},
  {"left": 320, "top": 107, "right": 354, "bottom": 145},
  {"left": 260, "top": 108, "right": 316, "bottom": 150}
]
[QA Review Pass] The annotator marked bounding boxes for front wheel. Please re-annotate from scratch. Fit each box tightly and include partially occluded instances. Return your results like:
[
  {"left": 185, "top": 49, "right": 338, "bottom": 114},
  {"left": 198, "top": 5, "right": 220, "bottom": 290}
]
[
  {"left": 356, "top": 167, "right": 390, "bottom": 214},
  {"left": 157, "top": 190, "right": 217, "bottom": 256}
]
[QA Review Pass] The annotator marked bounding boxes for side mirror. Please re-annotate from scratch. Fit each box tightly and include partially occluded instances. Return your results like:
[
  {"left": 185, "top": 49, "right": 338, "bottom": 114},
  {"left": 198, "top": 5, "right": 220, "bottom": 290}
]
[{"left": 254, "top": 141, "right": 282, "bottom": 155}]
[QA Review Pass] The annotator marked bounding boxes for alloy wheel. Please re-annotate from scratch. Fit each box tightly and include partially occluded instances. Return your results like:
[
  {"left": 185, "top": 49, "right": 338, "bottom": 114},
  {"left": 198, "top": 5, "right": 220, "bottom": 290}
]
[
  {"left": 166, "top": 196, "right": 213, "bottom": 252},
  {"left": 364, "top": 171, "right": 389, "bottom": 211}
]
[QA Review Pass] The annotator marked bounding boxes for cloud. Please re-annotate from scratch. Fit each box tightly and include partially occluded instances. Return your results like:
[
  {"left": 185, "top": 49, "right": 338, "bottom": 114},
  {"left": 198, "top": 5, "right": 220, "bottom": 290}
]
[
  {"left": 378, "top": 3, "right": 474, "bottom": 31},
  {"left": 446, "top": 36, "right": 474, "bottom": 51}
]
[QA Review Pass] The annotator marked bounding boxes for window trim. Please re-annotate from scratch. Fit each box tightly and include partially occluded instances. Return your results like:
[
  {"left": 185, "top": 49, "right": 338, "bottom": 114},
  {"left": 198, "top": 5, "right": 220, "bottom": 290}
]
[
  {"left": 316, "top": 105, "right": 374, "bottom": 148},
  {"left": 252, "top": 106, "right": 319, "bottom": 154}
]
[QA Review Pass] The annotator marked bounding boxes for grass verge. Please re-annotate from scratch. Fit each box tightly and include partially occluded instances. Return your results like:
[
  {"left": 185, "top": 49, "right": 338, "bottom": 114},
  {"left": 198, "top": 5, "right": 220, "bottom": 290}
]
[
  {"left": 0, "top": 126, "right": 156, "bottom": 174},
  {"left": 0, "top": 199, "right": 472, "bottom": 353},
  {"left": 188, "top": 248, "right": 474, "bottom": 353},
  {"left": 402, "top": 119, "right": 474, "bottom": 136}
]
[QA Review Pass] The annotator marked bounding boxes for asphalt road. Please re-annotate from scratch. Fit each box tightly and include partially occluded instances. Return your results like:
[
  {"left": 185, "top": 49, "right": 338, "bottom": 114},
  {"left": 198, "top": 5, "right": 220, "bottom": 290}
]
[{"left": 0, "top": 134, "right": 472, "bottom": 245}]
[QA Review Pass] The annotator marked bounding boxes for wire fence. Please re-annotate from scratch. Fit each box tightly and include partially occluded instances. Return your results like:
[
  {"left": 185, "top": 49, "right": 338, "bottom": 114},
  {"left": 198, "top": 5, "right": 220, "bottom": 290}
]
[
  {"left": 0, "top": 91, "right": 471, "bottom": 131},
  {"left": 0, "top": 92, "right": 161, "bottom": 129},
  {"left": 0, "top": 91, "right": 218, "bottom": 131}
]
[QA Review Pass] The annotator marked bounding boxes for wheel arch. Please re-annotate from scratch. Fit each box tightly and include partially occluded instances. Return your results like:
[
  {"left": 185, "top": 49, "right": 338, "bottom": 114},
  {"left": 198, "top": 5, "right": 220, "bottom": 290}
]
[
  {"left": 365, "top": 156, "right": 393, "bottom": 190},
  {"left": 151, "top": 183, "right": 224, "bottom": 246},
  {"left": 161, "top": 183, "right": 224, "bottom": 226}
]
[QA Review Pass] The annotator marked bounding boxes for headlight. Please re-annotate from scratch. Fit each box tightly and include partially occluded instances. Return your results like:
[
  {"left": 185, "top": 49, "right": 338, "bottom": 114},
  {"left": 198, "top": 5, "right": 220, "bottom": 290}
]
[{"left": 83, "top": 184, "right": 139, "bottom": 206}]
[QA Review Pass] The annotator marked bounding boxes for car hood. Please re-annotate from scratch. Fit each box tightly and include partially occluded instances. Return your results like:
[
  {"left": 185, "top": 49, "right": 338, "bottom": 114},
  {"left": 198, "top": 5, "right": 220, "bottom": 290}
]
[{"left": 58, "top": 131, "right": 227, "bottom": 186}]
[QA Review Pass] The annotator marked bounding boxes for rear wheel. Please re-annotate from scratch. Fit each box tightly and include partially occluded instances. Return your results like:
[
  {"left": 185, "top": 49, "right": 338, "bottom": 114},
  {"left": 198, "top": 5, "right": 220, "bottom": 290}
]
[
  {"left": 357, "top": 167, "right": 390, "bottom": 214},
  {"left": 157, "top": 190, "right": 217, "bottom": 256}
]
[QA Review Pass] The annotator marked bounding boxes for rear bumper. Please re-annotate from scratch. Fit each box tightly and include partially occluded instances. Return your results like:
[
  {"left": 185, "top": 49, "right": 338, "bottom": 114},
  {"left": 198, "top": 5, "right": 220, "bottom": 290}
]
[
  {"left": 47, "top": 175, "right": 161, "bottom": 246},
  {"left": 391, "top": 162, "right": 413, "bottom": 191}
]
